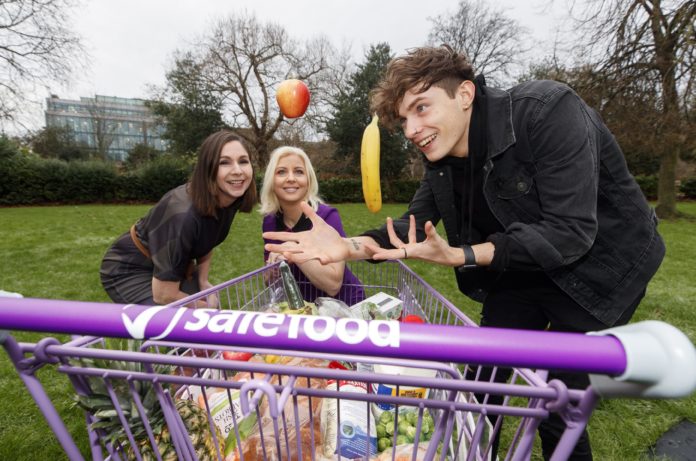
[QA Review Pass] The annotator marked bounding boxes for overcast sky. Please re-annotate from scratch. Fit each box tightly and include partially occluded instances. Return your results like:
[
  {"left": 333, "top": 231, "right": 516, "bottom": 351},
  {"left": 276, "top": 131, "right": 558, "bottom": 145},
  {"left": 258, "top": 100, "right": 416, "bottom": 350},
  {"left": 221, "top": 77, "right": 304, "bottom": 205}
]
[{"left": 19, "top": 0, "right": 569, "bottom": 130}]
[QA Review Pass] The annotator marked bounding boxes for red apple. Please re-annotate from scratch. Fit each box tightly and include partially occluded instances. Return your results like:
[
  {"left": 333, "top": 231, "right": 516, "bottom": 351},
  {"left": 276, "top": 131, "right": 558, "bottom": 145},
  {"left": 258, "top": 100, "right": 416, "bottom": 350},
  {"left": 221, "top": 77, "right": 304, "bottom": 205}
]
[{"left": 276, "top": 79, "right": 310, "bottom": 118}]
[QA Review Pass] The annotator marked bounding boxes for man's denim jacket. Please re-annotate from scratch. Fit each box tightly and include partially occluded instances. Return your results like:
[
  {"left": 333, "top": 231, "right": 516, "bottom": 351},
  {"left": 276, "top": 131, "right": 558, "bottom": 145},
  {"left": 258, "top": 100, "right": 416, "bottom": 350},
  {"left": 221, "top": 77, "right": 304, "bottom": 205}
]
[{"left": 369, "top": 80, "right": 665, "bottom": 326}]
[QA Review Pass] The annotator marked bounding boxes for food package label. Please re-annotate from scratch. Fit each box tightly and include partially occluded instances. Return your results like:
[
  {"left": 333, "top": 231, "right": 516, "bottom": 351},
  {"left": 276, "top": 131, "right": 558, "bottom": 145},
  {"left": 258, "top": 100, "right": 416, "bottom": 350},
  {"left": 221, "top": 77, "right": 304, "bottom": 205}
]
[
  {"left": 322, "top": 380, "right": 377, "bottom": 459},
  {"left": 202, "top": 389, "right": 253, "bottom": 439}
]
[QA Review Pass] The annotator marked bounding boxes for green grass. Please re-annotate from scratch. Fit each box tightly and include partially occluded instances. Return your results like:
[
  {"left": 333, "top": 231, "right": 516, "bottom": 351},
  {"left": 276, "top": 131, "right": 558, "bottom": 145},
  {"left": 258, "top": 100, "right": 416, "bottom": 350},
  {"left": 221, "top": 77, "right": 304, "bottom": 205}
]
[{"left": 1, "top": 202, "right": 695, "bottom": 460}]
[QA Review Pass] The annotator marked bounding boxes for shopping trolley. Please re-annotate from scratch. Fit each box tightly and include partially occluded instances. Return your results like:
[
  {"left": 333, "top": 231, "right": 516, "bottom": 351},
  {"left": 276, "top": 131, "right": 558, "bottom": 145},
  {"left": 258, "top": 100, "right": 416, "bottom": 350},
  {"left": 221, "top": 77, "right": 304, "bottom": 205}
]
[{"left": 1, "top": 260, "right": 695, "bottom": 461}]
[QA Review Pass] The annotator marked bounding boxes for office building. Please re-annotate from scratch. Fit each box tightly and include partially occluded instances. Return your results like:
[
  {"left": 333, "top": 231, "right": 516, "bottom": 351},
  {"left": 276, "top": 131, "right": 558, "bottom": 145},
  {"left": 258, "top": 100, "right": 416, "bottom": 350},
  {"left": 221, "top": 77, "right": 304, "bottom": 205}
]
[{"left": 45, "top": 95, "right": 167, "bottom": 161}]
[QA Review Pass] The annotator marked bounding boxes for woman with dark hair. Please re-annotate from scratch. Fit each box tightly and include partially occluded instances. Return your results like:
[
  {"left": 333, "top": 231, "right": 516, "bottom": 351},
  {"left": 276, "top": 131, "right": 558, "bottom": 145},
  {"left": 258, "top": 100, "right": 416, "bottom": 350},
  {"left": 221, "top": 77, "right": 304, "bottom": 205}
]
[{"left": 100, "top": 130, "right": 257, "bottom": 307}]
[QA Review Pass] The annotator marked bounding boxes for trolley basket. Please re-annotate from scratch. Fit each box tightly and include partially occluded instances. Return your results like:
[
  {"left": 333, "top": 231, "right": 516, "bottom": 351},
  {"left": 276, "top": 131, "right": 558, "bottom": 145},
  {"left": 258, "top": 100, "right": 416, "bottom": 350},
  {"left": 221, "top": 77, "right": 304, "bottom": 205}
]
[{"left": 1, "top": 260, "right": 694, "bottom": 461}]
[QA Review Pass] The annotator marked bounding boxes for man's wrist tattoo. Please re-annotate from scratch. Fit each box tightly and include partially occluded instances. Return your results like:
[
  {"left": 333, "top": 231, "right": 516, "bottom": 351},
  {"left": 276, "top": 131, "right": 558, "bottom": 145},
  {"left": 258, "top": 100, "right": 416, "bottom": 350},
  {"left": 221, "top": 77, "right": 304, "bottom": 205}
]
[{"left": 350, "top": 238, "right": 360, "bottom": 250}]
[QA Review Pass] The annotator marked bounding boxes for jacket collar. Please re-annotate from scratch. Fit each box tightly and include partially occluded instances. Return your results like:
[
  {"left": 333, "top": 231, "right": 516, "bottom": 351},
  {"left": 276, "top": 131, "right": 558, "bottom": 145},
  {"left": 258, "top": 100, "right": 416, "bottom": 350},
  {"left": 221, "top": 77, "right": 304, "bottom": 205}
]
[
  {"left": 423, "top": 81, "right": 515, "bottom": 168},
  {"left": 484, "top": 85, "right": 516, "bottom": 159}
]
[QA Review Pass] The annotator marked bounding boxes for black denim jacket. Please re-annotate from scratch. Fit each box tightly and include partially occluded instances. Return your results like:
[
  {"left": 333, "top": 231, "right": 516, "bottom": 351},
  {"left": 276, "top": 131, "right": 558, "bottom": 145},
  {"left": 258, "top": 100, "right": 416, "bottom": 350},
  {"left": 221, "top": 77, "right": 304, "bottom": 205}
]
[{"left": 365, "top": 80, "right": 665, "bottom": 325}]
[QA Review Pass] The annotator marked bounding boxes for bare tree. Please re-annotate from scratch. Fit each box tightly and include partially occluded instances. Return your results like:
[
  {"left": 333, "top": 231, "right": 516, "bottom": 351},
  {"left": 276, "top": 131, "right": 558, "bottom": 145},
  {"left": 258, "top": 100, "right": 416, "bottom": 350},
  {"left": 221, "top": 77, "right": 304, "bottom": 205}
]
[
  {"left": 427, "top": 0, "right": 530, "bottom": 85},
  {"left": 86, "top": 97, "right": 117, "bottom": 160},
  {"left": 0, "top": 0, "right": 84, "bottom": 124},
  {"left": 176, "top": 12, "right": 343, "bottom": 166},
  {"left": 569, "top": 0, "right": 695, "bottom": 218}
]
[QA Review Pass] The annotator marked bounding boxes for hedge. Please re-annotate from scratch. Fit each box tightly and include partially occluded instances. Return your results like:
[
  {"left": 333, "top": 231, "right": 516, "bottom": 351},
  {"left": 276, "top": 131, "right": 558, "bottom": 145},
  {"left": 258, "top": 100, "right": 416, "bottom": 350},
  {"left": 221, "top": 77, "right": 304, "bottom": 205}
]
[
  {"left": 634, "top": 175, "right": 658, "bottom": 201},
  {"left": 0, "top": 150, "right": 193, "bottom": 205},
  {"left": 0, "top": 150, "right": 419, "bottom": 205},
  {"left": 0, "top": 145, "right": 683, "bottom": 206},
  {"left": 681, "top": 178, "right": 696, "bottom": 200}
]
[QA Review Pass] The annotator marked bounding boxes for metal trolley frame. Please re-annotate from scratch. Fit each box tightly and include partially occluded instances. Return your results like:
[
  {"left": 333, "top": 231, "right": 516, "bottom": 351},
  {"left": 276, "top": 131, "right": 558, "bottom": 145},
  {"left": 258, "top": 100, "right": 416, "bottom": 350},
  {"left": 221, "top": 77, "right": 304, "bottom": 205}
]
[{"left": 1, "top": 260, "right": 695, "bottom": 461}]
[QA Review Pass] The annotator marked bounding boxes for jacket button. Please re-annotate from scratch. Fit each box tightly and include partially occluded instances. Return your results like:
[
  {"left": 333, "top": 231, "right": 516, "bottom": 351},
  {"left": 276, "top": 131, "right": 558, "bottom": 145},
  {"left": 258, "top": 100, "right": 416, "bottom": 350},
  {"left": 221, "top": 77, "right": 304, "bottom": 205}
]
[
  {"left": 517, "top": 181, "right": 527, "bottom": 191},
  {"left": 439, "top": 172, "right": 444, "bottom": 176}
]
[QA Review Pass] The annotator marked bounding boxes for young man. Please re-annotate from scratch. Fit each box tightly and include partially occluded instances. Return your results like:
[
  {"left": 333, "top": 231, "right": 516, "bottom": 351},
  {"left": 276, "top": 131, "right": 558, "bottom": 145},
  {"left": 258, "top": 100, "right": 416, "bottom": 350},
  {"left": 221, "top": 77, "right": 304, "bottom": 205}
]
[{"left": 264, "top": 45, "right": 665, "bottom": 459}]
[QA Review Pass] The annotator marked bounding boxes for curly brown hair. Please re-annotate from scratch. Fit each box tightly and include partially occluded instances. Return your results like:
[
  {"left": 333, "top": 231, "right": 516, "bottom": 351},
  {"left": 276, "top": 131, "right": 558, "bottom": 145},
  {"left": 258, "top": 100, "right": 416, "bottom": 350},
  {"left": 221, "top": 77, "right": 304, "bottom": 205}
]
[{"left": 369, "top": 45, "right": 475, "bottom": 130}]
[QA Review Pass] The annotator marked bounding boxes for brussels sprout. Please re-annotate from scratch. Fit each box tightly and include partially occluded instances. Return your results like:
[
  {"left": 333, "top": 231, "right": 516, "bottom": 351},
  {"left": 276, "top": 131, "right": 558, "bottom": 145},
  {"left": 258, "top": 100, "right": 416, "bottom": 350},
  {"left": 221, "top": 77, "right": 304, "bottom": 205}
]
[
  {"left": 398, "top": 420, "right": 410, "bottom": 435},
  {"left": 380, "top": 410, "right": 394, "bottom": 425},
  {"left": 378, "top": 437, "right": 392, "bottom": 452},
  {"left": 420, "top": 419, "right": 431, "bottom": 435},
  {"left": 384, "top": 420, "right": 395, "bottom": 435},
  {"left": 406, "top": 410, "right": 418, "bottom": 425},
  {"left": 376, "top": 423, "right": 386, "bottom": 438},
  {"left": 405, "top": 425, "right": 417, "bottom": 442},
  {"left": 396, "top": 435, "right": 409, "bottom": 446}
]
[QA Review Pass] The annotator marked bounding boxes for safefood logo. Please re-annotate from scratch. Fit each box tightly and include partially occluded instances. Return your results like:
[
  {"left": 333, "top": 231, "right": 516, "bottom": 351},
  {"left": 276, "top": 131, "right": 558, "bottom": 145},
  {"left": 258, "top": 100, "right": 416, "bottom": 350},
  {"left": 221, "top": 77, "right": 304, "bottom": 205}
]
[{"left": 121, "top": 305, "right": 400, "bottom": 348}]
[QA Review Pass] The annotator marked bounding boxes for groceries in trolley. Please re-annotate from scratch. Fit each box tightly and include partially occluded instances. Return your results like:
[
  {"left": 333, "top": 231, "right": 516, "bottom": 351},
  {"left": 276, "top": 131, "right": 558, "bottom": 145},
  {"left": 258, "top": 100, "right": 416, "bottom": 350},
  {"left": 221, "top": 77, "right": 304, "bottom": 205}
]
[
  {"left": 320, "top": 363, "right": 378, "bottom": 459},
  {"left": 352, "top": 292, "right": 404, "bottom": 321},
  {"left": 371, "top": 363, "right": 437, "bottom": 417},
  {"left": 4, "top": 260, "right": 695, "bottom": 461}
]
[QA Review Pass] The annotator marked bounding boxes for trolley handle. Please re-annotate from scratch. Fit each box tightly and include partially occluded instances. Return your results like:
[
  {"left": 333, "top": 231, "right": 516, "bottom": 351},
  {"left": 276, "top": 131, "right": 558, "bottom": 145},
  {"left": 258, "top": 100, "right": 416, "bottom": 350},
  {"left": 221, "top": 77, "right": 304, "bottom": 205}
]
[
  {"left": 0, "top": 297, "right": 694, "bottom": 399},
  {"left": 588, "top": 321, "right": 696, "bottom": 398}
]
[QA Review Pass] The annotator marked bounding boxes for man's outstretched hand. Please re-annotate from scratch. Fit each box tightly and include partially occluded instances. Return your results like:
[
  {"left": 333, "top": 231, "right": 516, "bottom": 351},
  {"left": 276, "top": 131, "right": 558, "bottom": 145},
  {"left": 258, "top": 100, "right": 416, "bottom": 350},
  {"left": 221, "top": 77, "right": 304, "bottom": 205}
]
[{"left": 263, "top": 202, "right": 350, "bottom": 265}]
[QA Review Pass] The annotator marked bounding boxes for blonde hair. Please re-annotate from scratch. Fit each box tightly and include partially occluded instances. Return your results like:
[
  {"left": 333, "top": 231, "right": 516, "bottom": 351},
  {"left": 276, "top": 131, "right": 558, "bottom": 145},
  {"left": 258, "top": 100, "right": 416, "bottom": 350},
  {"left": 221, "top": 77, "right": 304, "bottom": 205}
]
[{"left": 259, "top": 146, "right": 324, "bottom": 215}]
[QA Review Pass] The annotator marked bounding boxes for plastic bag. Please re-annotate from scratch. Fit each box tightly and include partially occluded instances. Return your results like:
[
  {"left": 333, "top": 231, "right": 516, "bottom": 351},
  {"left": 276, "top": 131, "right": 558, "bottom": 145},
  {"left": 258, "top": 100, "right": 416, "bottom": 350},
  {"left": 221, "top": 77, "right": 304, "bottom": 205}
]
[
  {"left": 316, "top": 297, "right": 353, "bottom": 318},
  {"left": 370, "top": 442, "right": 430, "bottom": 461},
  {"left": 226, "top": 356, "right": 329, "bottom": 461}
]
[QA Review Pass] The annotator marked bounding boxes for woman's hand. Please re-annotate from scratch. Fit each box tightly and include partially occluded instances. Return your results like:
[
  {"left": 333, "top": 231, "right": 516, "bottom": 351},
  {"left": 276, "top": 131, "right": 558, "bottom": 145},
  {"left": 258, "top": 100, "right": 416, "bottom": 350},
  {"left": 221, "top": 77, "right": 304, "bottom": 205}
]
[
  {"left": 198, "top": 280, "right": 219, "bottom": 309},
  {"left": 265, "top": 251, "right": 287, "bottom": 265},
  {"left": 369, "top": 215, "right": 463, "bottom": 266},
  {"left": 263, "top": 201, "right": 350, "bottom": 264}
]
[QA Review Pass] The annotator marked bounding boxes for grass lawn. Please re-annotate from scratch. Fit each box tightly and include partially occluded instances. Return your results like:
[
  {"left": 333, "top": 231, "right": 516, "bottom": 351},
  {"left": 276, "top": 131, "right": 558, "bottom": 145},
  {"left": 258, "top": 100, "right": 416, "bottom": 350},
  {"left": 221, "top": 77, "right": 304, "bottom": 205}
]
[{"left": 1, "top": 202, "right": 695, "bottom": 460}]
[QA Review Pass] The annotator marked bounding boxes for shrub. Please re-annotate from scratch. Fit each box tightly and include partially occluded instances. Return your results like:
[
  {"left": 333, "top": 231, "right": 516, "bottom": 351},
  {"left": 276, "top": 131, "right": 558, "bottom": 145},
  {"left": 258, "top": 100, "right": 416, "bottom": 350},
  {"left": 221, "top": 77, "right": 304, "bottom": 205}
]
[
  {"left": 319, "top": 177, "right": 363, "bottom": 203},
  {"left": 63, "top": 161, "right": 120, "bottom": 203},
  {"left": 316, "top": 177, "right": 420, "bottom": 203},
  {"left": 634, "top": 174, "right": 658, "bottom": 200},
  {"left": 0, "top": 135, "right": 20, "bottom": 159},
  {"left": 136, "top": 155, "right": 193, "bottom": 202},
  {"left": 680, "top": 178, "right": 696, "bottom": 200},
  {"left": 0, "top": 153, "right": 47, "bottom": 205},
  {"left": 624, "top": 150, "right": 660, "bottom": 176},
  {"left": 383, "top": 179, "right": 420, "bottom": 202},
  {"left": 0, "top": 150, "right": 193, "bottom": 205}
]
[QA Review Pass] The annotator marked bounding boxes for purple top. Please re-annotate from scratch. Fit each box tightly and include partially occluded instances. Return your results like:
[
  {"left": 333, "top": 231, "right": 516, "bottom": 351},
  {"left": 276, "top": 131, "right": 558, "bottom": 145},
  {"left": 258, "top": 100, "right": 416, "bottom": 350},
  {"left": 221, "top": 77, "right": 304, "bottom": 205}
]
[{"left": 263, "top": 203, "right": 365, "bottom": 306}]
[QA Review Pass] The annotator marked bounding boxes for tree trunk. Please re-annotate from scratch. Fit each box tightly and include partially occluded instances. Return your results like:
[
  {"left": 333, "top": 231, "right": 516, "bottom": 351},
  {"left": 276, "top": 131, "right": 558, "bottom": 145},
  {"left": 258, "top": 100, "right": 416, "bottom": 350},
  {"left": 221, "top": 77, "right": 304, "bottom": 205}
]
[
  {"left": 648, "top": 0, "right": 684, "bottom": 219},
  {"left": 254, "top": 137, "right": 270, "bottom": 169}
]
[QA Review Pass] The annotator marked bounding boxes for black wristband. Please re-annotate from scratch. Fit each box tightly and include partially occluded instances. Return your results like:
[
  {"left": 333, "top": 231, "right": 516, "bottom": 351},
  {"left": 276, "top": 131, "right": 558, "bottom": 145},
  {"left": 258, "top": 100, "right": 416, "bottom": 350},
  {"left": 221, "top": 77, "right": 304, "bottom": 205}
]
[{"left": 457, "top": 244, "right": 477, "bottom": 272}]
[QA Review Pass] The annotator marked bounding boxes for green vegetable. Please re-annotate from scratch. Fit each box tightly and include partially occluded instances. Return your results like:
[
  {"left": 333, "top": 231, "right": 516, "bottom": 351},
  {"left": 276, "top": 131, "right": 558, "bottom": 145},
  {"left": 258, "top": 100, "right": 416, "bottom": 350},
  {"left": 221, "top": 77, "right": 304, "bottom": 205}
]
[
  {"left": 378, "top": 437, "right": 391, "bottom": 451},
  {"left": 376, "top": 408, "right": 436, "bottom": 452},
  {"left": 279, "top": 261, "right": 305, "bottom": 309},
  {"left": 405, "top": 425, "right": 417, "bottom": 442},
  {"left": 379, "top": 410, "right": 393, "bottom": 424}
]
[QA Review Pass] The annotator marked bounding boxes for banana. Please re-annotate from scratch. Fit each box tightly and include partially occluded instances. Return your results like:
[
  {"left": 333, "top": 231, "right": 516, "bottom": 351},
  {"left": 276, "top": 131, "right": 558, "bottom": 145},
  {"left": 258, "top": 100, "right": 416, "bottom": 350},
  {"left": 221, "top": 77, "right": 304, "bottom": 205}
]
[{"left": 360, "top": 114, "right": 382, "bottom": 213}]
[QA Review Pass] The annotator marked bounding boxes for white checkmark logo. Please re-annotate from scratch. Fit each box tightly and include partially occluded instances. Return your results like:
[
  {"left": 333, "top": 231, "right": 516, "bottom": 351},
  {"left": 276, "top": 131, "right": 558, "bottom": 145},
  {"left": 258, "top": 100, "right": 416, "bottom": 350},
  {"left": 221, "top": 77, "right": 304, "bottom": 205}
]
[{"left": 121, "top": 305, "right": 169, "bottom": 339}]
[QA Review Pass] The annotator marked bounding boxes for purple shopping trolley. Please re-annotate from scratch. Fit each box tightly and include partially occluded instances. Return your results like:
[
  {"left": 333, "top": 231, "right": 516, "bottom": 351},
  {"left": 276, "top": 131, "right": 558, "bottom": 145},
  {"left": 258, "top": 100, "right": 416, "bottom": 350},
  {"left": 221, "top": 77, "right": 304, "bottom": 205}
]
[{"left": 1, "top": 260, "right": 694, "bottom": 461}]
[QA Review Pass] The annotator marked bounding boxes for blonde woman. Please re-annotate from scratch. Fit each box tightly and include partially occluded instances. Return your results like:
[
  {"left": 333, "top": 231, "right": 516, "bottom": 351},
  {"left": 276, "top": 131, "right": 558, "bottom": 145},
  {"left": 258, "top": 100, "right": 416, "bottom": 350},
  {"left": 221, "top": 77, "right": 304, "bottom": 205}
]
[{"left": 260, "top": 146, "right": 364, "bottom": 305}]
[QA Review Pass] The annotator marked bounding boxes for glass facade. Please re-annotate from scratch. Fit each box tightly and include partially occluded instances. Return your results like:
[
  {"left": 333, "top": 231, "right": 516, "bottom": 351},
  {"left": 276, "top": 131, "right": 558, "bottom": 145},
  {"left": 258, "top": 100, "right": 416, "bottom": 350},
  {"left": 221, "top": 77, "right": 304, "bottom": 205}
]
[{"left": 44, "top": 95, "right": 167, "bottom": 161}]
